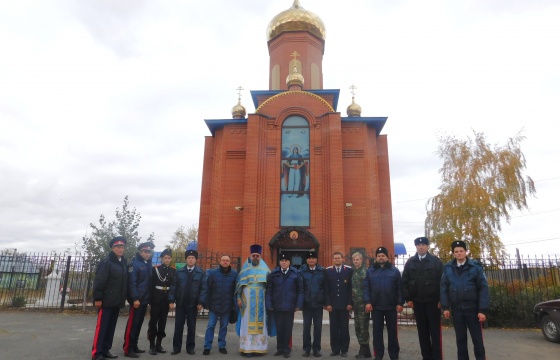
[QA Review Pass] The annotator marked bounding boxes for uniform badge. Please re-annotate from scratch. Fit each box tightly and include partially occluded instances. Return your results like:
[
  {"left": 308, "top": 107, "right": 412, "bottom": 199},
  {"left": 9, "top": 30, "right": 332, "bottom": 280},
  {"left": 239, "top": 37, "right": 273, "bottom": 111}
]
[{"left": 129, "top": 266, "right": 133, "bottom": 272}]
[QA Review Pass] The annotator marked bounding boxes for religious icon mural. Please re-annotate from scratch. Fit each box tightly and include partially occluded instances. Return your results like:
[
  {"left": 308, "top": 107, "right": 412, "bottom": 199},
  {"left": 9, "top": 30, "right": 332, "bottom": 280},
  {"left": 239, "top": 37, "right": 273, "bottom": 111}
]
[{"left": 280, "top": 115, "right": 310, "bottom": 227}]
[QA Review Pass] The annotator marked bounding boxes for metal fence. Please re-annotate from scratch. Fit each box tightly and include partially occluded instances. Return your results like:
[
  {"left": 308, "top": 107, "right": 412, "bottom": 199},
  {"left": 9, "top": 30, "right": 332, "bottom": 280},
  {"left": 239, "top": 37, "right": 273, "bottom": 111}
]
[{"left": 2, "top": 250, "right": 559, "bottom": 327}]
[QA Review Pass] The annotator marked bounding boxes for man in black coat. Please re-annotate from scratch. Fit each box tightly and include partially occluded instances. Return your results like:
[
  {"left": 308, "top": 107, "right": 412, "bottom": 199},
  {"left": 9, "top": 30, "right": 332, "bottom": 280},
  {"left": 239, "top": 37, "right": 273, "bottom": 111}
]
[
  {"left": 324, "top": 252, "right": 353, "bottom": 357},
  {"left": 91, "top": 236, "right": 128, "bottom": 360},
  {"left": 401, "top": 237, "right": 443, "bottom": 360},
  {"left": 148, "top": 248, "right": 175, "bottom": 355},
  {"left": 123, "top": 241, "right": 154, "bottom": 358},
  {"left": 266, "top": 253, "right": 304, "bottom": 358},
  {"left": 299, "top": 251, "right": 326, "bottom": 357},
  {"left": 169, "top": 250, "right": 207, "bottom": 355}
]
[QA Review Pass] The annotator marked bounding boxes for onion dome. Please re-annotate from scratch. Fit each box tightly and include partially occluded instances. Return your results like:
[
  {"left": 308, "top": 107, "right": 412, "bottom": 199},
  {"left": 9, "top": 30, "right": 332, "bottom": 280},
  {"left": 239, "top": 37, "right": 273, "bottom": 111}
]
[
  {"left": 267, "top": 0, "right": 326, "bottom": 41},
  {"left": 346, "top": 97, "right": 362, "bottom": 117},
  {"left": 231, "top": 86, "right": 246, "bottom": 119},
  {"left": 286, "top": 64, "right": 304, "bottom": 89}
]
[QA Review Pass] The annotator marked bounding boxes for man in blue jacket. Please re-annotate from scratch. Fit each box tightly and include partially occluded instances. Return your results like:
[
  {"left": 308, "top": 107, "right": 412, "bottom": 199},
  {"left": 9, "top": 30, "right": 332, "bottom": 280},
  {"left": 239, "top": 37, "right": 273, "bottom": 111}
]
[
  {"left": 169, "top": 249, "right": 207, "bottom": 355},
  {"left": 266, "top": 253, "right": 304, "bottom": 358},
  {"left": 364, "top": 247, "right": 403, "bottom": 360},
  {"left": 440, "top": 241, "right": 489, "bottom": 360},
  {"left": 91, "top": 236, "right": 128, "bottom": 360},
  {"left": 298, "top": 251, "right": 326, "bottom": 357},
  {"left": 123, "top": 241, "right": 154, "bottom": 358},
  {"left": 203, "top": 254, "right": 238, "bottom": 355}
]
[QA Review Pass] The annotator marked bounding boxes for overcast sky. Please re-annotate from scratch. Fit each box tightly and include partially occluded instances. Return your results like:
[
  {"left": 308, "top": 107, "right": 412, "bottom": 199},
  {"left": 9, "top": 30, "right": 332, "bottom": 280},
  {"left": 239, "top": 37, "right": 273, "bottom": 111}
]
[{"left": 1, "top": 0, "right": 559, "bottom": 257}]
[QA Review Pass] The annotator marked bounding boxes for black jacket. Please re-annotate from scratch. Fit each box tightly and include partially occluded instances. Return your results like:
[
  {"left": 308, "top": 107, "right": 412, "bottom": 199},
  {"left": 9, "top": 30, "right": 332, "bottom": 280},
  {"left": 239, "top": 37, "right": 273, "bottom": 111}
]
[
  {"left": 206, "top": 266, "right": 238, "bottom": 314},
  {"left": 92, "top": 251, "right": 128, "bottom": 308},
  {"left": 169, "top": 265, "right": 207, "bottom": 308},
  {"left": 266, "top": 266, "right": 304, "bottom": 311},
  {"left": 324, "top": 265, "right": 353, "bottom": 310},
  {"left": 401, "top": 252, "right": 443, "bottom": 303},
  {"left": 298, "top": 264, "right": 326, "bottom": 309}
]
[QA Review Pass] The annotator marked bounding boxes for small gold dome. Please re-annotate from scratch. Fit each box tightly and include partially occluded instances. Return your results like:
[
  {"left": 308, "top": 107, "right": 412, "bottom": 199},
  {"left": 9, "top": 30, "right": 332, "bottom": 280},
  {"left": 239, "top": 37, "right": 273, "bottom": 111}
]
[
  {"left": 231, "top": 100, "right": 246, "bottom": 119},
  {"left": 286, "top": 64, "right": 304, "bottom": 88},
  {"left": 267, "top": 0, "right": 326, "bottom": 41},
  {"left": 346, "top": 97, "right": 362, "bottom": 117}
]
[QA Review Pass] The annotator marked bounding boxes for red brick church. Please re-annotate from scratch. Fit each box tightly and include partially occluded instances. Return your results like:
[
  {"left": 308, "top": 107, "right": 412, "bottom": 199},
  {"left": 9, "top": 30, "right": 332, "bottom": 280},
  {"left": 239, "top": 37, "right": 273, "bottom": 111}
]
[{"left": 197, "top": 0, "right": 394, "bottom": 267}]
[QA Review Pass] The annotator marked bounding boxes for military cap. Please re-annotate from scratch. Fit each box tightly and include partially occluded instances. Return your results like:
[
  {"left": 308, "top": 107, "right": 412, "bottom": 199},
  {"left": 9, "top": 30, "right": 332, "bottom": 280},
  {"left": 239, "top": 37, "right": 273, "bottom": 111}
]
[
  {"left": 109, "top": 236, "right": 127, "bottom": 248},
  {"left": 159, "top": 248, "right": 173, "bottom": 258},
  {"left": 414, "top": 237, "right": 430, "bottom": 246},
  {"left": 375, "top": 246, "right": 388, "bottom": 256},
  {"left": 138, "top": 242, "right": 155, "bottom": 251},
  {"left": 451, "top": 240, "right": 467, "bottom": 250},
  {"left": 306, "top": 251, "right": 318, "bottom": 259},
  {"left": 185, "top": 249, "right": 198, "bottom": 259},
  {"left": 279, "top": 253, "right": 290, "bottom": 261}
]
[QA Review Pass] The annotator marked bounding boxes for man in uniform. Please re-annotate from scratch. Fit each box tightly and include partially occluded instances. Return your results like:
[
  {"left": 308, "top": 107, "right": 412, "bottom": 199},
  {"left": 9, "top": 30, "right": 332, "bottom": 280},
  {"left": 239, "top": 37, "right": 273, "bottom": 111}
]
[
  {"left": 441, "top": 241, "right": 489, "bottom": 360},
  {"left": 364, "top": 247, "right": 403, "bottom": 360},
  {"left": 324, "top": 252, "right": 353, "bottom": 357},
  {"left": 148, "top": 248, "right": 175, "bottom": 355},
  {"left": 351, "top": 252, "right": 371, "bottom": 359},
  {"left": 91, "top": 236, "right": 128, "bottom": 360},
  {"left": 169, "top": 249, "right": 207, "bottom": 355},
  {"left": 235, "top": 244, "right": 273, "bottom": 357},
  {"left": 266, "top": 253, "right": 304, "bottom": 358},
  {"left": 203, "top": 254, "right": 238, "bottom": 355},
  {"left": 401, "top": 237, "right": 443, "bottom": 360},
  {"left": 299, "top": 251, "right": 326, "bottom": 358},
  {"left": 123, "top": 241, "right": 154, "bottom": 358}
]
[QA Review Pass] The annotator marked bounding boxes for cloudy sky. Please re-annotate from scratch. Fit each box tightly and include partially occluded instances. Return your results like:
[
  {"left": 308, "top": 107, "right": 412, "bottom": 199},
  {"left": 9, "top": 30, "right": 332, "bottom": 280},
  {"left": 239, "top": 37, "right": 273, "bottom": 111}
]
[{"left": 1, "top": 0, "right": 559, "bottom": 256}]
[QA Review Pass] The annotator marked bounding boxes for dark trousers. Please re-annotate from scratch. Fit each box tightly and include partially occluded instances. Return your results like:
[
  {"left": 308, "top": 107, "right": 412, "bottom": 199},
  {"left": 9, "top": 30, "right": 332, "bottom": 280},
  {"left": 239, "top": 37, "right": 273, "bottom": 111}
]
[
  {"left": 302, "top": 307, "right": 323, "bottom": 353},
  {"left": 123, "top": 304, "right": 148, "bottom": 354},
  {"left": 274, "top": 311, "right": 295, "bottom": 354},
  {"left": 329, "top": 310, "right": 350, "bottom": 354},
  {"left": 452, "top": 308, "right": 485, "bottom": 360},
  {"left": 92, "top": 306, "right": 120, "bottom": 359},
  {"left": 413, "top": 301, "right": 442, "bottom": 360},
  {"left": 372, "top": 309, "right": 399, "bottom": 360},
  {"left": 148, "top": 294, "right": 170, "bottom": 341},
  {"left": 173, "top": 305, "right": 198, "bottom": 352}
]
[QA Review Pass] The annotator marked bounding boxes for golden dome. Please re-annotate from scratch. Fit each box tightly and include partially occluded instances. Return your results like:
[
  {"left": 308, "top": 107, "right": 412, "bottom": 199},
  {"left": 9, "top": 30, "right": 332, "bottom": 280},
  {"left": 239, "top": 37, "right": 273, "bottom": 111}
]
[
  {"left": 231, "top": 100, "right": 246, "bottom": 118},
  {"left": 286, "top": 64, "right": 304, "bottom": 88},
  {"left": 346, "top": 97, "right": 362, "bottom": 117},
  {"left": 267, "top": 0, "right": 326, "bottom": 41}
]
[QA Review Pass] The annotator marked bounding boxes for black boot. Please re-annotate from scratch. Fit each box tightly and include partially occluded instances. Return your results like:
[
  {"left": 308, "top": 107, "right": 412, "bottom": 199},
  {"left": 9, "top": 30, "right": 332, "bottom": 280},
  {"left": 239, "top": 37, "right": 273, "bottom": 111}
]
[
  {"left": 156, "top": 338, "right": 166, "bottom": 353},
  {"left": 362, "top": 345, "right": 372, "bottom": 359},
  {"left": 355, "top": 345, "right": 367, "bottom": 359},
  {"left": 149, "top": 339, "right": 157, "bottom": 355}
]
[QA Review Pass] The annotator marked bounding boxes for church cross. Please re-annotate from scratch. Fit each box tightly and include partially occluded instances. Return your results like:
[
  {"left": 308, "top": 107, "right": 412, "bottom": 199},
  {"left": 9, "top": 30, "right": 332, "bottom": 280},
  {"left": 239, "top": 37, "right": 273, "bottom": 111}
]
[
  {"left": 236, "top": 85, "right": 244, "bottom": 101},
  {"left": 291, "top": 51, "right": 300, "bottom": 62},
  {"left": 349, "top": 84, "right": 357, "bottom": 97}
]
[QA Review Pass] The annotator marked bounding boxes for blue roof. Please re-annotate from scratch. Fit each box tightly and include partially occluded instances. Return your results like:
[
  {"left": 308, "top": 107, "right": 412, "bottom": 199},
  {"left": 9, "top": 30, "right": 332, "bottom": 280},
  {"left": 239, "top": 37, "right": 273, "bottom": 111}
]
[{"left": 394, "top": 243, "right": 407, "bottom": 256}]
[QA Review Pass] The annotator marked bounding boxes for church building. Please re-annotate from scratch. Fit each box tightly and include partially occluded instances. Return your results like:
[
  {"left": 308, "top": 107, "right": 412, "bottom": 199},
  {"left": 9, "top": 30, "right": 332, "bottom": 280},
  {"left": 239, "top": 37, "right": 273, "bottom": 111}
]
[{"left": 197, "top": 0, "right": 394, "bottom": 267}]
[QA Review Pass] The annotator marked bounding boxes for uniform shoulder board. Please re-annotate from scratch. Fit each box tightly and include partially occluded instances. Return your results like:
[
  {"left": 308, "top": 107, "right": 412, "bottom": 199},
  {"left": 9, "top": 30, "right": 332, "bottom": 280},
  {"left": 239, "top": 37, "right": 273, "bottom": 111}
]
[
  {"left": 326, "top": 266, "right": 334, "bottom": 270},
  {"left": 128, "top": 266, "right": 134, "bottom": 272},
  {"left": 343, "top": 265, "right": 352, "bottom": 269}
]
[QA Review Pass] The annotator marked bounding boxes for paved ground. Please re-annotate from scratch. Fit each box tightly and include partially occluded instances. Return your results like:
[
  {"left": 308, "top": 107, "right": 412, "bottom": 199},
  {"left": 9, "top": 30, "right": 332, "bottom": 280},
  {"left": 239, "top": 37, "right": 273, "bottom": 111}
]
[{"left": 0, "top": 310, "right": 557, "bottom": 359}]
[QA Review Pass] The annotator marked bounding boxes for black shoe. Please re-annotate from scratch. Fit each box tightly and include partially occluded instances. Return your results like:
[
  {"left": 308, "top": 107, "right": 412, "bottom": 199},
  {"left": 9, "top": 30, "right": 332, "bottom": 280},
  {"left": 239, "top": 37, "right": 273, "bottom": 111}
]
[
  {"left": 313, "top": 352, "right": 322, "bottom": 358},
  {"left": 170, "top": 350, "right": 181, "bottom": 355},
  {"left": 274, "top": 351, "right": 284, "bottom": 356},
  {"left": 330, "top": 353, "right": 340, "bottom": 357},
  {"left": 341, "top": 353, "right": 348, "bottom": 357},
  {"left": 104, "top": 351, "right": 119, "bottom": 359},
  {"left": 219, "top": 348, "right": 227, "bottom": 354},
  {"left": 303, "top": 352, "right": 310, "bottom": 358},
  {"left": 187, "top": 349, "right": 195, "bottom": 355},
  {"left": 203, "top": 349, "right": 210, "bottom": 355},
  {"left": 125, "top": 353, "right": 139, "bottom": 358},
  {"left": 93, "top": 356, "right": 105, "bottom": 360},
  {"left": 284, "top": 353, "right": 291, "bottom": 358},
  {"left": 149, "top": 347, "right": 157, "bottom": 355},
  {"left": 155, "top": 346, "right": 166, "bottom": 354},
  {"left": 134, "top": 348, "right": 146, "bottom": 354}
]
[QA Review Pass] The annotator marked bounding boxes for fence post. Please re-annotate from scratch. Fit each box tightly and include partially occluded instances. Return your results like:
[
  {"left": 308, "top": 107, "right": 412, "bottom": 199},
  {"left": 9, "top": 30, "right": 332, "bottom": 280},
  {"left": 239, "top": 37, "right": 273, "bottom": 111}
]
[{"left": 60, "top": 255, "right": 71, "bottom": 311}]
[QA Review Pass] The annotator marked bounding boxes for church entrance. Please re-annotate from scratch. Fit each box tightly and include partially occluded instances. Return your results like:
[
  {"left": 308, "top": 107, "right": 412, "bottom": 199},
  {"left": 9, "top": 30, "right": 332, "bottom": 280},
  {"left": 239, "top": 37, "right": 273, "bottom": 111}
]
[{"left": 269, "top": 227, "right": 319, "bottom": 269}]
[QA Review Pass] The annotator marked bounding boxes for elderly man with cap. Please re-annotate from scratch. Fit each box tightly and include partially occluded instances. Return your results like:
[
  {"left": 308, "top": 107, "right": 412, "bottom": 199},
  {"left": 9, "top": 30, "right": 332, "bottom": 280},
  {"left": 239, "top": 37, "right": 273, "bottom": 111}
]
[
  {"left": 364, "top": 247, "right": 403, "bottom": 360},
  {"left": 123, "top": 241, "right": 154, "bottom": 358},
  {"left": 203, "top": 254, "right": 238, "bottom": 355},
  {"left": 266, "top": 253, "right": 304, "bottom": 358},
  {"left": 147, "top": 248, "right": 175, "bottom": 355},
  {"left": 298, "top": 251, "right": 326, "bottom": 358},
  {"left": 440, "top": 241, "right": 489, "bottom": 360},
  {"left": 401, "top": 237, "right": 443, "bottom": 360},
  {"left": 351, "top": 252, "right": 371, "bottom": 359},
  {"left": 91, "top": 236, "right": 128, "bottom": 360},
  {"left": 169, "top": 249, "right": 207, "bottom": 355},
  {"left": 235, "top": 244, "right": 273, "bottom": 357}
]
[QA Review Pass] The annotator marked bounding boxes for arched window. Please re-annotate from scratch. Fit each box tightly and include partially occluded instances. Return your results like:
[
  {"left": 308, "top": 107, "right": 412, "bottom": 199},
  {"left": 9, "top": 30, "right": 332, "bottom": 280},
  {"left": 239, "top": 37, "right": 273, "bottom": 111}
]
[{"left": 280, "top": 116, "right": 310, "bottom": 227}]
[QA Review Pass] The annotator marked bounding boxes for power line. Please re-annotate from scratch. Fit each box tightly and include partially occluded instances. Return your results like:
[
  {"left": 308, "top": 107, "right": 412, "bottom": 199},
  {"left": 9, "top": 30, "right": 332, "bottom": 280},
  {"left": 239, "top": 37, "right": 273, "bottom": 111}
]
[{"left": 504, "top": 237, "right": 560, "bottom": 246}]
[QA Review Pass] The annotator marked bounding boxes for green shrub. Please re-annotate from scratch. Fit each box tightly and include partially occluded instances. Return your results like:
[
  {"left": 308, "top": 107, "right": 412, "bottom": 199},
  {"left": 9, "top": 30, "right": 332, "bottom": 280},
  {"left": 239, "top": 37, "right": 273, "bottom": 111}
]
[{"left": 11, "top": 295, "right": 27, "bottom": 307}]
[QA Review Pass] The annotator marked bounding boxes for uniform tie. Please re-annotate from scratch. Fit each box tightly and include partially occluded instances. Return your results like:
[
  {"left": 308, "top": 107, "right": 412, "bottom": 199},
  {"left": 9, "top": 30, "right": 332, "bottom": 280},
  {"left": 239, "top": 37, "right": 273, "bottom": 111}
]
[{"left": 282, "top": 269, "right": 287, "bottom": 275}]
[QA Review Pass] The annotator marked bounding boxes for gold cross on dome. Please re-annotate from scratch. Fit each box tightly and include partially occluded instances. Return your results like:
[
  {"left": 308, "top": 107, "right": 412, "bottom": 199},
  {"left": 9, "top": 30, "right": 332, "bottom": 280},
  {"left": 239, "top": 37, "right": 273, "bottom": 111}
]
[
  {"left": 349, "top": 84, "right": 357, "bottom": 97},
  {"left": 236, "top": 86, "right": 244, "bottom": 101},
  {"left": 291, "top": 51, "right": 300, "bottom": 61}
]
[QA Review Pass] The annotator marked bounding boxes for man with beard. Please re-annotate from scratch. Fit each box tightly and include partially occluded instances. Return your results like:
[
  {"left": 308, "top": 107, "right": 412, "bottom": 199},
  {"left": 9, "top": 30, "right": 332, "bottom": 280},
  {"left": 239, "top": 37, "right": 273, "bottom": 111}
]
[
  {"left": 401, "top": 237, "right": 443, "bottom": 360},
  {"left": 203, "top": 255, "right": 238, "bottom": 355},
  {"left": 235, "top": 244, "right": 273, "bottom": 357},
  {"left": 147, "top": 248, "right": 175, "bottom": 355},
  {"left": 351, "top": 252, "right": 371, "bottom": 359},
  {"left": 169, "top": 249, "right": 208, "bottom": 355},
  {"left": 364, "top": 247, "right": 403, "bottom": 360},
  {"left": 299, "top": 251, "right": 326, "bottom": 358},
  {"left": 91, "top": 236, "right": 128, "bottom": 360},
  {"left": 123, "top": 241, "right": 154, "bottom": 358}
]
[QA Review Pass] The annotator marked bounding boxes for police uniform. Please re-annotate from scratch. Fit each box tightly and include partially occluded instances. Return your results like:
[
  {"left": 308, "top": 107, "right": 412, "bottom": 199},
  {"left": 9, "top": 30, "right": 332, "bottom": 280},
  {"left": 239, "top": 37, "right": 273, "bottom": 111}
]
[
  {"left": 324, "top": 261, "right": 353, "bottom": 356},
  {"left": 147, "top": 248, "right": 175, "bottom": 354}
]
